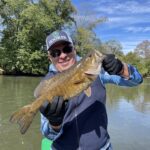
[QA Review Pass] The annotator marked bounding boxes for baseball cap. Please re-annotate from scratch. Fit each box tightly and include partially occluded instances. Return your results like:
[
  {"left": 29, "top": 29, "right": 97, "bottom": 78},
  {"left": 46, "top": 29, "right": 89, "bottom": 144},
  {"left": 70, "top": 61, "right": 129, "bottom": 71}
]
[{"left": 46, "top": 30, "right": 73, "bottom": 51}]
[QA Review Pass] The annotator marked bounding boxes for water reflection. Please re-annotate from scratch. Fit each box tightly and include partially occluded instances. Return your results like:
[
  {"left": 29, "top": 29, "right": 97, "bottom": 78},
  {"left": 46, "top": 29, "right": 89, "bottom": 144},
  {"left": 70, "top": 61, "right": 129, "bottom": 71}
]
[
  {"left": 106, "top": 78, "right": 150, "bottom": 150},
  {"left": 0, "top": 76, "right": 150, "bottom": 150},
  {"left": 106, "top": 79, "right": 150, "bottom": 114},
  {"left": 0, "top": 76, "right": 42, "bottom": 150}
]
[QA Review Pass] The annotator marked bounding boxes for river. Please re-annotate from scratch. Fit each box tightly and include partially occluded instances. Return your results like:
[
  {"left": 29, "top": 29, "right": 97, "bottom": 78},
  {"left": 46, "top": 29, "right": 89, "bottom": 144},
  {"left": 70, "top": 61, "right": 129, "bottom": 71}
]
[{"left": 0, "top": 76, "right": 150, "bottom": 150}]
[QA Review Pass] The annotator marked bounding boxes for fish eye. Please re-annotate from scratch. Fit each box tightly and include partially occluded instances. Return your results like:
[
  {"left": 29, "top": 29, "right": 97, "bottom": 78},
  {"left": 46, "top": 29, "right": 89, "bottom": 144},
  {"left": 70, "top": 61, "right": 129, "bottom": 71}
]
[{"left": 88, "top": 54, "right": 92, "bottom": 57}]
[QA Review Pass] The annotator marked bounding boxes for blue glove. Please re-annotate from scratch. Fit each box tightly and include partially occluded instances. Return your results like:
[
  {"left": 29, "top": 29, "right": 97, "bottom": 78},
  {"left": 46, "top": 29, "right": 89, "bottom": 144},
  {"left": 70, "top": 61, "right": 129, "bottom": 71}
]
[
  {"left": 102, "top": 54, "right": 123, "bottom": 75},
  {"left": 40, "top": 96, "right": 68, "bottom": 126}
]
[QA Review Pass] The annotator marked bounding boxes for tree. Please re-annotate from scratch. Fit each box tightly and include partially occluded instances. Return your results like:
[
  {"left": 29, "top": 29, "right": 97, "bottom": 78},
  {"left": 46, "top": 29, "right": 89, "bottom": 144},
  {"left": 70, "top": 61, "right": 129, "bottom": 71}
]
[
  {"left": 145, "top": 59, "right": 150, "bottom": 76},
  {"left": 73, "top": 27, "right": 102, "bottom": 56},
  {"left": 134, "top": 40, "right": 150, "bottom": 58},
  {"left": 123, "top": 52, "right": 148, "bottom": 76},
  {"left": 72, "top": 14, "right": 106, "bottom": 56},
  {"left": 100, "top": 40, "right": 123, "bottom": 56},
  {"left": 0, "top": 0, "right": 75, "bottom": 75}
]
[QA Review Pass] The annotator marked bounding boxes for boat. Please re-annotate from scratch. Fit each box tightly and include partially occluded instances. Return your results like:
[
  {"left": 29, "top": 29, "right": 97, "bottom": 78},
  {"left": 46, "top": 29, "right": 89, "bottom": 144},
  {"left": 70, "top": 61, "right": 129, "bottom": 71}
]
[{"left": 41, "top": 138, "right": 53, "bottom": 150}]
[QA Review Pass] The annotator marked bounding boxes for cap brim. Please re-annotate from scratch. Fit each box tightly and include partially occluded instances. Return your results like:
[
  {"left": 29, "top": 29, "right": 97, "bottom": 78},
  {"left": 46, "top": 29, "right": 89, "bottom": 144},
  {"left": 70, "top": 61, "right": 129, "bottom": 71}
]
[{"left": 48, "top": 40, "right": 72, "bottom": 51}]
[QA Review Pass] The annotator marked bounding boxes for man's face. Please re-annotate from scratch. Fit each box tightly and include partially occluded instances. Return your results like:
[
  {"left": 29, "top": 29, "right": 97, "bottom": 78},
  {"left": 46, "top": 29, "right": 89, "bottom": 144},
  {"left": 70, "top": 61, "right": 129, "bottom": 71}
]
[{"left": 48, "top": 42, "right": 76, "bottom": 72}]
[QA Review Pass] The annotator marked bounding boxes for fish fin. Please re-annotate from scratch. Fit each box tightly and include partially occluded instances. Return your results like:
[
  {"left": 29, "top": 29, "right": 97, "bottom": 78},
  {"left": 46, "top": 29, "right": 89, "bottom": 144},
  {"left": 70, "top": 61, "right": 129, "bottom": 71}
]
[
  {"left": 34, "top": 80, "right": 47, "bottom": 98},
  {"left": 84, "top": 87, "right": 91, "bottom": 97},
  {"left": 84, "top": 64, "right": 102, "bottom": 75},
  {"left": 10, "top": 105, "right": 36, "bottom": 134},
  {"left": 84, "top": 69, "right": 99, "bottom": 75}
]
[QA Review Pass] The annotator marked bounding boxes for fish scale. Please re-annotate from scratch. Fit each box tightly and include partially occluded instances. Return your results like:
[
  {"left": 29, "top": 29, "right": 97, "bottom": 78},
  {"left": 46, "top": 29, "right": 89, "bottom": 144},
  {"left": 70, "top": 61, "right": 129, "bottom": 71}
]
[{"left": 10, "top": 50, "right": 105, "bottom": 134}]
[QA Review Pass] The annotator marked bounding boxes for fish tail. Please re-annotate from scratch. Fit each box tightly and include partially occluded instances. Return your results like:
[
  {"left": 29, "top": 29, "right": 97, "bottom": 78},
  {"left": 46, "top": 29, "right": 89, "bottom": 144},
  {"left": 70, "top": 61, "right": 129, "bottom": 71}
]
[{"left": 9, "top": 104, "right": 37, "bottom": 134}]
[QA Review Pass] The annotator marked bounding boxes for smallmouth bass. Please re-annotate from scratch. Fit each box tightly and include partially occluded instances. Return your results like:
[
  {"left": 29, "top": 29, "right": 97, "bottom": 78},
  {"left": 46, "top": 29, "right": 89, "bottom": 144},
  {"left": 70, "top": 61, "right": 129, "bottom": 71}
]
[{"left": 10, "top": 50, "right": 105, "bottom": 134}]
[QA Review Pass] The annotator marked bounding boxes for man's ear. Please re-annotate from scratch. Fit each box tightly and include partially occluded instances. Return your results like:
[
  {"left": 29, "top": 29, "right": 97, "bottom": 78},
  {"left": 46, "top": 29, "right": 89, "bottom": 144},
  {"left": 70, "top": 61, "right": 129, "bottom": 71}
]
[
  {"left": 48, "top": 51, "right": 52, "bottom": 62},
  {"left": 73, "top": 48, "right": 76, "bottom": 55}
]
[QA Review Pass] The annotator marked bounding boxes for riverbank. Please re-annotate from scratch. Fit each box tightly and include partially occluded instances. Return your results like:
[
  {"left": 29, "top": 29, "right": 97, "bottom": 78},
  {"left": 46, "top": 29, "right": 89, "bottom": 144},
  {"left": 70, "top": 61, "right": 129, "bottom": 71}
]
[
  {"left": 0, "top": 73, "right": 44, "bottom": 77},
  {"left": 0, "top": 68, "right": 44, "bottom": 77},
  {"left": 0, "top": 68, "right": 4, "bottom": 75},
  {"left": 0, "top": 67, "right": 149, "bottom": 78},
  {"left": 0, "top": 72, "right": 149, "bottom": 78}
]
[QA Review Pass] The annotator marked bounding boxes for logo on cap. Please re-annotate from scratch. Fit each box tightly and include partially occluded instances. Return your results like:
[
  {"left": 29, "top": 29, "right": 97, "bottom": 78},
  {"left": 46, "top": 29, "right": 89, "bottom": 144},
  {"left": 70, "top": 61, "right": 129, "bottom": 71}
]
[{"left": 46, "top": 30, "right": 73, "bottom": 51}]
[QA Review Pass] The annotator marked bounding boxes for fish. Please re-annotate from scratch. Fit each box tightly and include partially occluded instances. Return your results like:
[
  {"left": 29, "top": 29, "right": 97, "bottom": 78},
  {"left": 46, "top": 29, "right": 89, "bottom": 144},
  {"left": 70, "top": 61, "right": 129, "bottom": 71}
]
[{"left": 9, "top": 50, "right": 105, "bottom": 134}]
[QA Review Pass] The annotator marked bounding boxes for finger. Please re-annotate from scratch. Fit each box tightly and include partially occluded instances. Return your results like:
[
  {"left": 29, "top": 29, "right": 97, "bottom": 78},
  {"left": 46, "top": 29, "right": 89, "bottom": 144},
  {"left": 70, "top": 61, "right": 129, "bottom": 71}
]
[
  {"left": 115, "top": 60, "right": 123, "bottom": 75},
  {"left": 104, "top": 58, "right": 116, "bottom": 70},
  {"left": 110, "top": 65, "right": 119, "bottom": 74},
  {"left": 109, "top": 59, "right": 123, "bottom": 75},
  {"left": 103, "top": 54, "right": 115, "bottom": 65},
  {"left": 50, "top": 96, "right": 59, "bottom": 114},
  {"left": 55, "top": 97, "right": 64, "bottom": 115},
  {"left": 40, "top": 101, "right": 51, "bottom": 115}
]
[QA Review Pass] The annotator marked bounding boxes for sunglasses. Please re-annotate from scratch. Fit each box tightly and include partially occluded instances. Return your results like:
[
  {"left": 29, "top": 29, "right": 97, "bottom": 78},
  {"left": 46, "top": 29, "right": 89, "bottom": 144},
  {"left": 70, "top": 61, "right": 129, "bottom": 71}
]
[{"left": 50, "top": 45, "right": 73, "bottom": 58}]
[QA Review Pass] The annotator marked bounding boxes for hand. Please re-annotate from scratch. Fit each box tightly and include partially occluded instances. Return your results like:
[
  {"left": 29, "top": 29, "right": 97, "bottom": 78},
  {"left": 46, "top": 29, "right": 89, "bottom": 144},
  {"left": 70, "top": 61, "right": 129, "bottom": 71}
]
[
  {"left": 40, "top": 96, "right": 68, "bottom": 126},
  {"left": 102, "top": 54, "right": 123, "bottom": 75}
]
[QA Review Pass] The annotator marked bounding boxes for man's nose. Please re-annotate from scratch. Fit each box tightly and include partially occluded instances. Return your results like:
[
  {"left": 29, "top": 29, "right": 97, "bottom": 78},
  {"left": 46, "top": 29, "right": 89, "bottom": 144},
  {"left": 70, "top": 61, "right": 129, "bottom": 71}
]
[{"left": 59, "top": 51, "right": 67, "bottom": 58}]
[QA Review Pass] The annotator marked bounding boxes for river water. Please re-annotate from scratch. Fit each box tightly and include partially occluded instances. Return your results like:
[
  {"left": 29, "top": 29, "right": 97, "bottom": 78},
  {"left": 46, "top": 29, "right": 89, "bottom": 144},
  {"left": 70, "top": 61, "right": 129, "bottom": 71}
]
[{"left": 0, "top": 76, "right": 150, "bottom": 150}]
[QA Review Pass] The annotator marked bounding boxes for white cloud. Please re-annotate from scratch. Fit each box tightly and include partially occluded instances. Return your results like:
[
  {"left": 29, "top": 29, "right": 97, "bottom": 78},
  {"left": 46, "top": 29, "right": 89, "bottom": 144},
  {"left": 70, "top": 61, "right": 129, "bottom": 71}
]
[
  {"left": 102, "top": 15, "right": 150, "bottom": 30},
  {"left": 73, "top": 1, "right": 150, "bottom": 29},
  {"left": 100, "top": 33, "right": 148, "bottom": 54},
  {"left": 125, "top": 27, "right": 150, "bottom": 33},
  {"left": 121, "top": 41, "right": 138, "bottom": 54},
  {"left": 120, "top": 38, "right": 149, "bottom": 54},
  {"left": 72, "top": 14, "right": 99, "bottom": 23},
  {"left": 72, "top": 0, "right": 150, "bottom": 54},
  {"left": 72, "top": 14, "right": 107, "bottom": 27},
  {"left": 93, "top": 1, "right": 150, "bottom": 15}
]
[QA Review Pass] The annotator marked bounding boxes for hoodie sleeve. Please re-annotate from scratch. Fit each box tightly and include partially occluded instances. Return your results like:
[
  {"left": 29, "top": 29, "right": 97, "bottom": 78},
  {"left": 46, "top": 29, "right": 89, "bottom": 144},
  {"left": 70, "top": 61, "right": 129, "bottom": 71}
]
[
  {"left": 100, "top": 64, "right": 143, "bottom": 86},
  {"left": 40, "top": 114, "right": 60, "bottom": 140}
]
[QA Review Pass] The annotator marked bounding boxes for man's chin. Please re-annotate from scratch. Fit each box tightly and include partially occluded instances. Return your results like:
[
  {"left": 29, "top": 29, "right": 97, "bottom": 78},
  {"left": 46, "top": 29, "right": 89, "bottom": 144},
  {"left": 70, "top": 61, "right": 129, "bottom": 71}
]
[
  {"left": 59, "top": 64, "right": 72, "bottom": 72},
  {"left": 59, "top": 62, "right": 75, "bottom": 72}
]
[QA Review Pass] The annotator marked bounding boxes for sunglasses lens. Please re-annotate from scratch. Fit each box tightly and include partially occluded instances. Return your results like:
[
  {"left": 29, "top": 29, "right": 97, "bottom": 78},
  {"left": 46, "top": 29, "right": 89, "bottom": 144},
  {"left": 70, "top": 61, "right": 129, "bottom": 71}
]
[
  {"left": 63, "top": 45, "right": 73, "bottom": 54},
  {"left": 50, "top": 44, "right": 73, "bottom": 58},
  {"left": 50, "top": 49, "right": 61, "bottom": 58}
]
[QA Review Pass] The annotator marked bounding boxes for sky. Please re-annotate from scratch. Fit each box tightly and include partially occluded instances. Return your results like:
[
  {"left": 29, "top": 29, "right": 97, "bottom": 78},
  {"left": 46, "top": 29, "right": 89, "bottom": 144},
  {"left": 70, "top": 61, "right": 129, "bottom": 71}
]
[{"left": 71, "top": 0, "right": 150, "bottom": 54}]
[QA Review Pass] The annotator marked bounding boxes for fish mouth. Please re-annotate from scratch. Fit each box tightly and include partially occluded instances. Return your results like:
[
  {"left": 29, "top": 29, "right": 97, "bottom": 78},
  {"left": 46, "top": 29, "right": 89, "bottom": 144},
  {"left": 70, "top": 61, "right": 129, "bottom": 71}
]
[
  {"left": 94, "top": 50, "right": 103, "bottom": 58},
  {"left": 95, "top": 50, "right": 106, "bottom": 63}
]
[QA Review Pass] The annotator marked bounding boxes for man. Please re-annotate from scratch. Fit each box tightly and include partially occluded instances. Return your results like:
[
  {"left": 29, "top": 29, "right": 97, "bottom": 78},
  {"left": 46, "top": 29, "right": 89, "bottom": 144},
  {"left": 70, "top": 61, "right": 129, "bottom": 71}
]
[{"left": 36, "top": 30, "right": 143, "bottom": 150}]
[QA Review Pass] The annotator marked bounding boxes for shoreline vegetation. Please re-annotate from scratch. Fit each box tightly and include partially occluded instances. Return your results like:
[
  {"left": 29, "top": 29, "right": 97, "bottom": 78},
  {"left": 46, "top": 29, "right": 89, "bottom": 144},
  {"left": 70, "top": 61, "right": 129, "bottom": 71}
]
[
  {"left": 0, "top": 68, "right": 4, "bottom": 75},
  {"left": 0, "top": 67, "right": 149, "bottom": 78},
  {"left": 0, "top": 0, "right": 150, "bottom": 78},
  {"left": 0, "top": 68, "right": 44, "bottom": 77}
]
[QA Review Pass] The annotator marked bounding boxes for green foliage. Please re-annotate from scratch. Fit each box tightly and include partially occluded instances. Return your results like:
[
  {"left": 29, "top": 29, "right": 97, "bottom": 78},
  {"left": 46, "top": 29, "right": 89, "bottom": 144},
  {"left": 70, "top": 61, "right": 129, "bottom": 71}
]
[
  {"left": 73, "top": 27, "right": 101, "bottom": 56},
  {"left": 72, "top": 16, "right": 105, "bottom": 56},
  {"left": 0, "top": 0, "right": 150, "bottom": 77},
  {"left": 15, "top": 48, "right": 48, "bottom": 75},
  {"left": 100, "top": 40, "right": 124, "bottom": 56},
  {"left": 145, "top": 59, "right": 150, "bottom": 77},
  {"left": 0, "top": 0, "right": 75, "bottom": 75},
  {"left": 123, "top": 52, "right": 148, "bottom": 76},
  {"left": 134, "top": 40, "right": 150, "bottom": 58}
]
